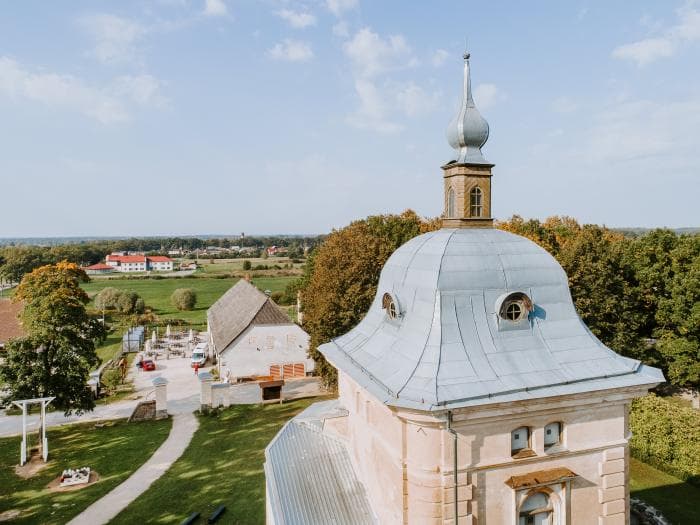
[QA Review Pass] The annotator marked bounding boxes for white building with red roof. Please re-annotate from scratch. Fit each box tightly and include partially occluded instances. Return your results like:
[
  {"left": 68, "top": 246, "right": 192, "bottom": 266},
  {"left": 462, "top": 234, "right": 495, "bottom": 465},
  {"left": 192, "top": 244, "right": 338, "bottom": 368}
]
[{"left": 105, "top": 253, "right": 173, "bottom": 273}]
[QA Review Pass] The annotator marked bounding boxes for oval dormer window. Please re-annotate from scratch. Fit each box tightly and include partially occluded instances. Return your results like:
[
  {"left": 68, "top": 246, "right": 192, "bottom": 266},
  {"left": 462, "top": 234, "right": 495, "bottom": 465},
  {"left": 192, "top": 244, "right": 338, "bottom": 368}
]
[
  {"left": 382, "top": 292, "right": 399, "bottom": 320},
  {"left": 498, "top": 292, "right": 532, "bottom": 322}
]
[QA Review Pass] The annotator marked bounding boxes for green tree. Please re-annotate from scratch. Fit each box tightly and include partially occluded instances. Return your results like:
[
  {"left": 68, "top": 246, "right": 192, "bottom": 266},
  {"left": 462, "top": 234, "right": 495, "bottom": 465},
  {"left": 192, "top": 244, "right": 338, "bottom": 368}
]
[
  {"left": 242, "top": 260, "right": 252, "bottom": 271},
  {"left": 171, "top": 288, "right": 197, "bottom": 311},
  {"left": 0, "top": 246, "right": 49, "bottom": 283},
  {"left": 301, "top": 210, "right": 438, "bottom": 387},
  {"left": 0, "top": 262, "right": 104, "bottom": 414}
]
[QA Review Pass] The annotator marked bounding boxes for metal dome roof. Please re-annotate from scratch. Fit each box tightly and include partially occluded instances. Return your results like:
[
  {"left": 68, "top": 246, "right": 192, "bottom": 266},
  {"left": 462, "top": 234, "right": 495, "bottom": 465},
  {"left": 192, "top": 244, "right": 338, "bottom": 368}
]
[
  {"left": 445, "top": 53, "right": 491, "bottom": 165},
  {"left": 320, "top": 228, "right": 663, "bottom": 411}
]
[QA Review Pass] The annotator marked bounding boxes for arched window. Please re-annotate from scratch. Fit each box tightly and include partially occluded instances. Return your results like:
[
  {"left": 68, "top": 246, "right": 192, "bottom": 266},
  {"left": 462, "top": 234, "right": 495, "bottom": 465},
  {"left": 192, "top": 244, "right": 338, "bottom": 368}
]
[
  {"left": 518, "top": 492, "right": 552, "bottom": 525},
  {"left": 544, "top": 422, "right": 562, "bottom": 448},
  {"left": 447, "top": 186, "right": 456, "bottom": 218},
  {"left": 470, "top": 186, "right": 483, "bottom": 217},
  {"left": 511, "top": 426, "right": 530, "bottom": 455},
  {"left": 382, "top": 292, "right": 398, "bottom": 320}
]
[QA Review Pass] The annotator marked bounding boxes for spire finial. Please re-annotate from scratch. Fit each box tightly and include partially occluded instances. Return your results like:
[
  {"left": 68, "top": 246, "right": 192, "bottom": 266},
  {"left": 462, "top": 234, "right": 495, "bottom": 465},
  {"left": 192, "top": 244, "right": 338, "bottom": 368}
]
[{"left": 445, "top": 51, "right": 489, "bottom": 164}]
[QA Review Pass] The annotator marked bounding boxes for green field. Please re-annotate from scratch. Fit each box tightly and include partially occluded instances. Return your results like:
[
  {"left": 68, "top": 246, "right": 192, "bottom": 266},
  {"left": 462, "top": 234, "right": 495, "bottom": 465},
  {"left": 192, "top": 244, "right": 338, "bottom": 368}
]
[
  {"left": 110, "top": 398, "right": 325, "bottom": 524},
  {"left": 0, "top": 418, "right": 172, "bottom": 525},
  {"left": 82, "top": 275, "right": 297, "bottom": 325},
  {"left": 630, "top": 457, "right": 700, "bottom": 523},
  {"left": 193, "top": 257, "right": 304, "bottom": 275}
]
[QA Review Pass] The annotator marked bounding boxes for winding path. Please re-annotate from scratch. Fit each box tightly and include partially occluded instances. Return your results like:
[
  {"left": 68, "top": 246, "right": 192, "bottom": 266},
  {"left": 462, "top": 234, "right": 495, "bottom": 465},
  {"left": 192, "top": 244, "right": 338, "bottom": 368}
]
[{"left": 66, "top": 412, "right": 199, "bottom": 525}]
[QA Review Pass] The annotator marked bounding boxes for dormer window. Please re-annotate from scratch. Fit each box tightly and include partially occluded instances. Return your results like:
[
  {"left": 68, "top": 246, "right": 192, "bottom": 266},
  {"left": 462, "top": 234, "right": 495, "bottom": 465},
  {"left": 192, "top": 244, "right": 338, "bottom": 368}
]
[
  {"left": 382, "top": 292, "right": 400, "bottom": 320},
  {"left": 497, "top": 292, "right": 532, "bottom": 323},
  {"left": 469, "top": 186, "right": 483, "bottom": 217}
]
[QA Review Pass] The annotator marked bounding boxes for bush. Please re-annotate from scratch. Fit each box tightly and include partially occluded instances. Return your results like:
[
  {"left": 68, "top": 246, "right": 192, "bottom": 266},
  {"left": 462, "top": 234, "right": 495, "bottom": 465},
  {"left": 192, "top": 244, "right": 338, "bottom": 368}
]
[
  {"left": 171, "top": 288, "right": 197, "bottom": 311},
  {"left": 630, "top": 394, "right": 700, "bottom": 485},
  {"left": 95, "top": 287, "right": 144, "bottom": 315},
  {"left": 242, "top": 260, "right": 252, "bottom": 271}
]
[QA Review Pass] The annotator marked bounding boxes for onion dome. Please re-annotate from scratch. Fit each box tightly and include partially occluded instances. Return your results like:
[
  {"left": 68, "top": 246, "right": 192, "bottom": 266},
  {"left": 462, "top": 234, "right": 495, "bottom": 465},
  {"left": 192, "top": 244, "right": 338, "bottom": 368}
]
[{"left": 446, "top": 53, "right": 490, "bottom": 165}]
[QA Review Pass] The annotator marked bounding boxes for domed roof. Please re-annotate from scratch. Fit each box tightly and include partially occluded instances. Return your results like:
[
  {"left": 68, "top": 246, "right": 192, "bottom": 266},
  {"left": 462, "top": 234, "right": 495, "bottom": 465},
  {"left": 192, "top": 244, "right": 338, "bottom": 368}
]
[
  {"left": 320, "top": 228, "right": 663, "bottom": 411},
  {"left": 445, "top": 53, "right": 491, "bottom": 165}
]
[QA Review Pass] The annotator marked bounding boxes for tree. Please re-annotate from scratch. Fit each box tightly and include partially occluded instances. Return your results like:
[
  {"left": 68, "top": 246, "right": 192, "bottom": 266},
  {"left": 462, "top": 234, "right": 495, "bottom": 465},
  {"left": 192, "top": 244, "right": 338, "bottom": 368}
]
[
  {"left": 0, "top": 262, "right": 104, "bottom": 414},
  {"left": 0, "top": 246, "right": 49, "bottom": 283},
  {"left": 301, "top": 210, "right": 438, "bottom": 387},
  {"left": 94, "top": 287, "right": 143, "bottom": 315},
  {"left": 242, "top": 260, "right": 252, "bottom": 271},
  {"left": 171, "top": 288, "right": 197, "bottom": 311}
]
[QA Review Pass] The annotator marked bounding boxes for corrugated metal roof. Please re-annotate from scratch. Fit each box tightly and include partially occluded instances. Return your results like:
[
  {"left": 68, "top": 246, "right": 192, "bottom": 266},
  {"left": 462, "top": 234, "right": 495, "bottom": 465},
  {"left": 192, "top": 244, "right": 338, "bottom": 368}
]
[
  {"left": 207, "top": 279, "right": 291, "bottom": 352},
  {"left": 265, "top": 401, "right": 376, "bottom": 525},
  {"left": 320, "top": 228, "right": 664, "bottom": 411}
]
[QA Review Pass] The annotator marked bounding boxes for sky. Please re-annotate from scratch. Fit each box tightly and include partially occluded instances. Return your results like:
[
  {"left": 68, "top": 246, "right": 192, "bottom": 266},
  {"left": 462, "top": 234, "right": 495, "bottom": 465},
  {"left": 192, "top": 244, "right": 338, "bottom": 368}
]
[{"left": 1, "top": 0, "right": 699, "bottom": 237}]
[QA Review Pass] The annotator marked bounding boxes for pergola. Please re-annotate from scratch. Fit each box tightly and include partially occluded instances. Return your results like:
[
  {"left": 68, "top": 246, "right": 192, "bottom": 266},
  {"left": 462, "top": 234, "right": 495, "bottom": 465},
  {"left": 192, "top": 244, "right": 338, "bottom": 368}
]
[{"left": 12, "top": 396, "right": 55, "bottom": 466}]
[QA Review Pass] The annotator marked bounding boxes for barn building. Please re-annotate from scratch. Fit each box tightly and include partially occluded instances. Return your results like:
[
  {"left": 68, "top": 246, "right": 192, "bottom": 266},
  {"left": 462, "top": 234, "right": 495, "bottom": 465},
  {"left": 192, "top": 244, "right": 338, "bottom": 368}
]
[
  {"left": 207, "top": 279, "right": 314, "bottom": 381},
  {"left": 264, "top": 53, "right": 664, "bottom": 525}
]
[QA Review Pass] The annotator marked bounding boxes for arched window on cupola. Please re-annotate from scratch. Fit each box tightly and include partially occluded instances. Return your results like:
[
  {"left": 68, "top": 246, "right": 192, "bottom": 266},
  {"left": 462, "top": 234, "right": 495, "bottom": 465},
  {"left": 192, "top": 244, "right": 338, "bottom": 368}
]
[
  {"left": 470, "top": 186, "right": 483, "bottom": 217},
  {"left": 447, "top": 186, "right": 456, "bottom": 218}
]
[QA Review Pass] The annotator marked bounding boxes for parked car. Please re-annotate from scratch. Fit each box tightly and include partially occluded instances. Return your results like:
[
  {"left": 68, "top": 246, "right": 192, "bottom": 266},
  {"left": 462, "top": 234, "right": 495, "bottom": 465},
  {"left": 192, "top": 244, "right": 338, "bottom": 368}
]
[
  {"left": 191, "top": 350, "right": 207, "bottom": 368},
  {"left": 142, "top": 359, "right": 156, "bottom": 371}
]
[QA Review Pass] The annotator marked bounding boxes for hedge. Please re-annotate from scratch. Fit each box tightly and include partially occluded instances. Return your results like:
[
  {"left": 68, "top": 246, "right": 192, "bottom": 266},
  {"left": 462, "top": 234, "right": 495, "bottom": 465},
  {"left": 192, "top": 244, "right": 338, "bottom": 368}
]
[{"left": 630, "top": 394, "right": 700, "bottom": 485}]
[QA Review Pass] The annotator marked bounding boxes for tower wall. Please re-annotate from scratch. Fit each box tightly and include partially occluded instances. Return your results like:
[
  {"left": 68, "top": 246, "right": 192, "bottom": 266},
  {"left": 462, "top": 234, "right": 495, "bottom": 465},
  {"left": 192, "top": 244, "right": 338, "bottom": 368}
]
[{"left": 442, "top": 163, "right": 494, "bottom": 228}]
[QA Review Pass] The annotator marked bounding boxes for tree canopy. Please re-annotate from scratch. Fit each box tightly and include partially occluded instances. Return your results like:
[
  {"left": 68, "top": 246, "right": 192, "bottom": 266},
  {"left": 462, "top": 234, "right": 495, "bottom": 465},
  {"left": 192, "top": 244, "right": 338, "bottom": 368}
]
[{"left": 0, "top": 262, "right": 104, "bottom": 414}]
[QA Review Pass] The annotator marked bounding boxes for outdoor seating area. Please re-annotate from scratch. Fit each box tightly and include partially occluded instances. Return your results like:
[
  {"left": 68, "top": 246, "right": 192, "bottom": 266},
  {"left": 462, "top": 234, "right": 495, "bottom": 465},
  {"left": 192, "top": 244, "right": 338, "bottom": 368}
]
[{"left": 142, "top": 326, "right": 208, "bottom": 361}]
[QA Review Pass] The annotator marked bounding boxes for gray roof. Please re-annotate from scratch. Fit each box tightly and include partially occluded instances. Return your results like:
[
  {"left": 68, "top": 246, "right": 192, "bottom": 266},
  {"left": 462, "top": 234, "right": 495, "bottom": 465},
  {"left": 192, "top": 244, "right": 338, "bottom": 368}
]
[
  {"left": 446, "top": 53, "right": 490, "bottom": 165},
  {"left": 320, "top": 228, "right": 664, "bottom": 411},
  {"left": 207, "top": 279, "right": 291, "bottom": 352},
  {"left": 265, "top": 400, "right": 376, "bottom": 525}
]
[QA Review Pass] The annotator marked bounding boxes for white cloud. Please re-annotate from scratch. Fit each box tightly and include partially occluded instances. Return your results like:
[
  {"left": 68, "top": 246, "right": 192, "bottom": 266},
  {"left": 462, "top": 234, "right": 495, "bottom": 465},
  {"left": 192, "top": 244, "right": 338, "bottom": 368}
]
[
  {"left": 431, "top": 49, "right": 449, "bottom": 67},
  {"left": 473, "top": 83, "right": 504, "bottom": 110},
  {"left": 77, "top": 14, "right": 146, "bottom": 65},
  {"left": 551, "top": 96, "right": 579, "bottom": 114},
  {"left": 395, "top": 82, "right": 440, "bottom": 117},
  {"left": 612, "top": 4, "right": 700, "bottom": 66},
  {"left": 275, "top": 9, "right": 316, "bottom": 29},
  {"left": 0, "top": 57, "right": 166, "bottom": 124},
  {"left": 268, "top": 39, "right": 314, "bottom": 62},
  {"left": 343, "top": 27, "right": 414, "bottom": 77},
  {"left": 612, "top": 37, "right": 675, "bottom": 66},
  {"left": 346, "top": 79, "right": 401, "bottom": 133},
  {"left": 332, "top": 21, "right": 349, "bottom": 37},
  {"left": 326, "top": 0, "right": 358, "bottom": 17},
  {"left": 203, "top": 0, "right": 227, "bottom": 17}
]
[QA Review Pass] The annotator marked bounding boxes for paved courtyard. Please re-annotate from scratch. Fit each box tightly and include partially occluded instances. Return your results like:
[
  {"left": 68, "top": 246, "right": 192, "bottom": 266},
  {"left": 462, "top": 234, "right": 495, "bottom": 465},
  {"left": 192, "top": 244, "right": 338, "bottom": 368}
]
[{"left": 0, "top": 356, "right": 325, "bottom": 437}]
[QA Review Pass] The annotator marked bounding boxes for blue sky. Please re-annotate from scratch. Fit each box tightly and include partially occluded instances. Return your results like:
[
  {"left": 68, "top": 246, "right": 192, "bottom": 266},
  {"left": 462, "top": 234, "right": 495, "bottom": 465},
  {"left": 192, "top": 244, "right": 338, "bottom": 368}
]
[{"left": 1, "top": 0, "right": 699, "bottom": 236}]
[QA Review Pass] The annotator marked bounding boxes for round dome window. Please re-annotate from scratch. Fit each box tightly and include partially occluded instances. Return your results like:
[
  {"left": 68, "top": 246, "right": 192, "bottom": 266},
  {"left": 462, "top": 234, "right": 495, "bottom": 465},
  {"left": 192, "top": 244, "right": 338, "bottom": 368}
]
[
  {"left": 382, "top": 292, "right": 400, "bottom": 320},
  {"left": 497, "top": 292, "right": 532, "bottom": 323}
]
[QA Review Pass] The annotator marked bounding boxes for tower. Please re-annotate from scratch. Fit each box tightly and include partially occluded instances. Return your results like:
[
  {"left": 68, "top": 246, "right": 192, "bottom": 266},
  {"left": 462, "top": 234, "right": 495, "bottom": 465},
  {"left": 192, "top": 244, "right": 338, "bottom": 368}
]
[{"left": 442, "top": 53, "right": 494, "bottom": 228}]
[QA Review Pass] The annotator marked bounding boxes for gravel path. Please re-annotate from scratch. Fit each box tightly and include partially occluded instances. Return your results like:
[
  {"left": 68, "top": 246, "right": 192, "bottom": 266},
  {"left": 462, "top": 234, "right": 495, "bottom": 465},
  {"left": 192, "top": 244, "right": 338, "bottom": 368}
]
[{"left": 65, "top": 412, "right": 199, "bottom": 525}]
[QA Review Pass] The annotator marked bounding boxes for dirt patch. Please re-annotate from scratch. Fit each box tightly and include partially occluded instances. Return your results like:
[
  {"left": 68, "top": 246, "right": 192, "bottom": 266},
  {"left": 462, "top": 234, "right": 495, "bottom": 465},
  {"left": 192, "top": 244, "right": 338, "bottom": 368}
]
[
  {"left": 0, "top": 510, "right": 21, "bottom": 522},
  {"left": 14, "top": 455, "right": 48, "bottom": 479},
  {"left": 46, "top": 471, "right": 100, "bottom": 492}
]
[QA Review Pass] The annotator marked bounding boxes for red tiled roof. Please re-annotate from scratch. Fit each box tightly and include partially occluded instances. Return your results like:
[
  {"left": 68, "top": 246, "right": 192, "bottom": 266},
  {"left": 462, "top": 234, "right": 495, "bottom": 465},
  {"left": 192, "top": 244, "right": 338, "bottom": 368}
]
[
  {"left": 107, "top": 255, "right": 146, "bottom": 263},
  {"left": 147, "top": 256, "right": 172, "bottom": 263},
  {"left": 0, "top": 299, "right": 24, "bottom": 344},
  {"left": 84, "top": 263, "right": 114, "bottom": 270}
]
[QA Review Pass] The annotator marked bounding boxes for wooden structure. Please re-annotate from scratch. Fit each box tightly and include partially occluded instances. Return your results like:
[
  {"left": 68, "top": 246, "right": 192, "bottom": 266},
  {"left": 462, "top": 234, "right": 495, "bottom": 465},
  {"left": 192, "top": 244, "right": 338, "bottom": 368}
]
[{"left": 12, "top": 396, "right": 55, "bottom": 465}]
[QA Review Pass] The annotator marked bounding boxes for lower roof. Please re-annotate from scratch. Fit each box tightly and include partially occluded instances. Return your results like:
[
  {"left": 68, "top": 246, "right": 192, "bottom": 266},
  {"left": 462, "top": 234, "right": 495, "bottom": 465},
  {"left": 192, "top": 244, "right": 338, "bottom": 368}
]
[{"left": 264, "top": 400, "right": 376, "bottom": 525}]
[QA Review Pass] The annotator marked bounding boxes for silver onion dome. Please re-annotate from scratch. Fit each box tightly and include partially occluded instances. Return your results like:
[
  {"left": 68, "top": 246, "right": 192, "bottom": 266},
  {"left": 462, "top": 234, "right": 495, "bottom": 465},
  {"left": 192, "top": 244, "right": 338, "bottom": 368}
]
[{"left": 446, "top": 53, "right": 490, "bottom": 164}]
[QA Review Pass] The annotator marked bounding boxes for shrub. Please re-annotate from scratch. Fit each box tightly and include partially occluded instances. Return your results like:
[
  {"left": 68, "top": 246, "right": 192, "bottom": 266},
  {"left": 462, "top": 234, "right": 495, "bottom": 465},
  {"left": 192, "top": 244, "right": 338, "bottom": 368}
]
[
  {"left": 134, "top": 298, "right": 145, "bottom": 314},
  {"left": 630, "top": 394, "right": 700, "bottom": 485},
  {"left": 95, "top": 287, "right": 144, "bottom": 314},
  {"left": 242, "top": 260, "right": 252, "bottom": 271},
  {"left": 171, "top": 288, "right": 197, "bottom": 311}
]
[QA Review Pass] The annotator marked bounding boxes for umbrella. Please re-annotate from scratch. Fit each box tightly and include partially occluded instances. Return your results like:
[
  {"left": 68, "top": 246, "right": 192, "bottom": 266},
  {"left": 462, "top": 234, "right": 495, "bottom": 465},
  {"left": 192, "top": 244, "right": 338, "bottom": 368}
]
[
  {"left": 166, "top": 325, "right": 171, "bottom": 337},
  {"left": 188, "top": 329, "right": 194, "bottom": 342},
  {"left": 152, "top": 331, "right": 157, "bottom": 344}
]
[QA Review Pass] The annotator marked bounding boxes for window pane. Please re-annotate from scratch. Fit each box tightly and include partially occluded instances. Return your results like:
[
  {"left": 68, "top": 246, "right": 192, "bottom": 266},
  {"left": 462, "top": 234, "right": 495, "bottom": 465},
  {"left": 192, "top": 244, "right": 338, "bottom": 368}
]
[
  {"left": 544, "top": 422, "right": 561, "bottom": 446},
  {"left": 511, "top": 426, "right": 529, "bottom": 452}
]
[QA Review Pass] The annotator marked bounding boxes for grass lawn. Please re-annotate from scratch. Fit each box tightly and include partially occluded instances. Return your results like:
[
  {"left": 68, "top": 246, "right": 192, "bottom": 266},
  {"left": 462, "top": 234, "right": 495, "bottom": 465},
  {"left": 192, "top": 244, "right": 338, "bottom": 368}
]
[
  {"left": 630, "top": 457, "right": 700, "bottom": 523},
  {"left": 0, "top": 418, "right": 172, "bottom": 525},
  {"left": 110, "top": 397, "right": 327, "bottom": 525},
  {"left": 194, "top": 257, "right": 304, "bottom": 275},
  {"left": 82, "top": 275, "right": 297, "bottom": 325}
]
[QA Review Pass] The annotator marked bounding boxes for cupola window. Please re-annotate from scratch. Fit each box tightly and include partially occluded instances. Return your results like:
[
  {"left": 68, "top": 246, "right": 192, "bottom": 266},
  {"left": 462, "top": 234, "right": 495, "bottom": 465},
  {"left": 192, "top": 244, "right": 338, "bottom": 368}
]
[
  {"left": 469, "top": 186, "right": 483, "bottom": 217},
  {"left": 382, "top": 292, "right": 399, "bottom": 320},
  {"left": 447, "top": 186, "right": 456, "bottom": 218},
  {"left": 544, "top": 422, "right": 562, "bottom": 448},
  {"left": 505, "top": 302, "right": 522, "bottom": 321}
]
